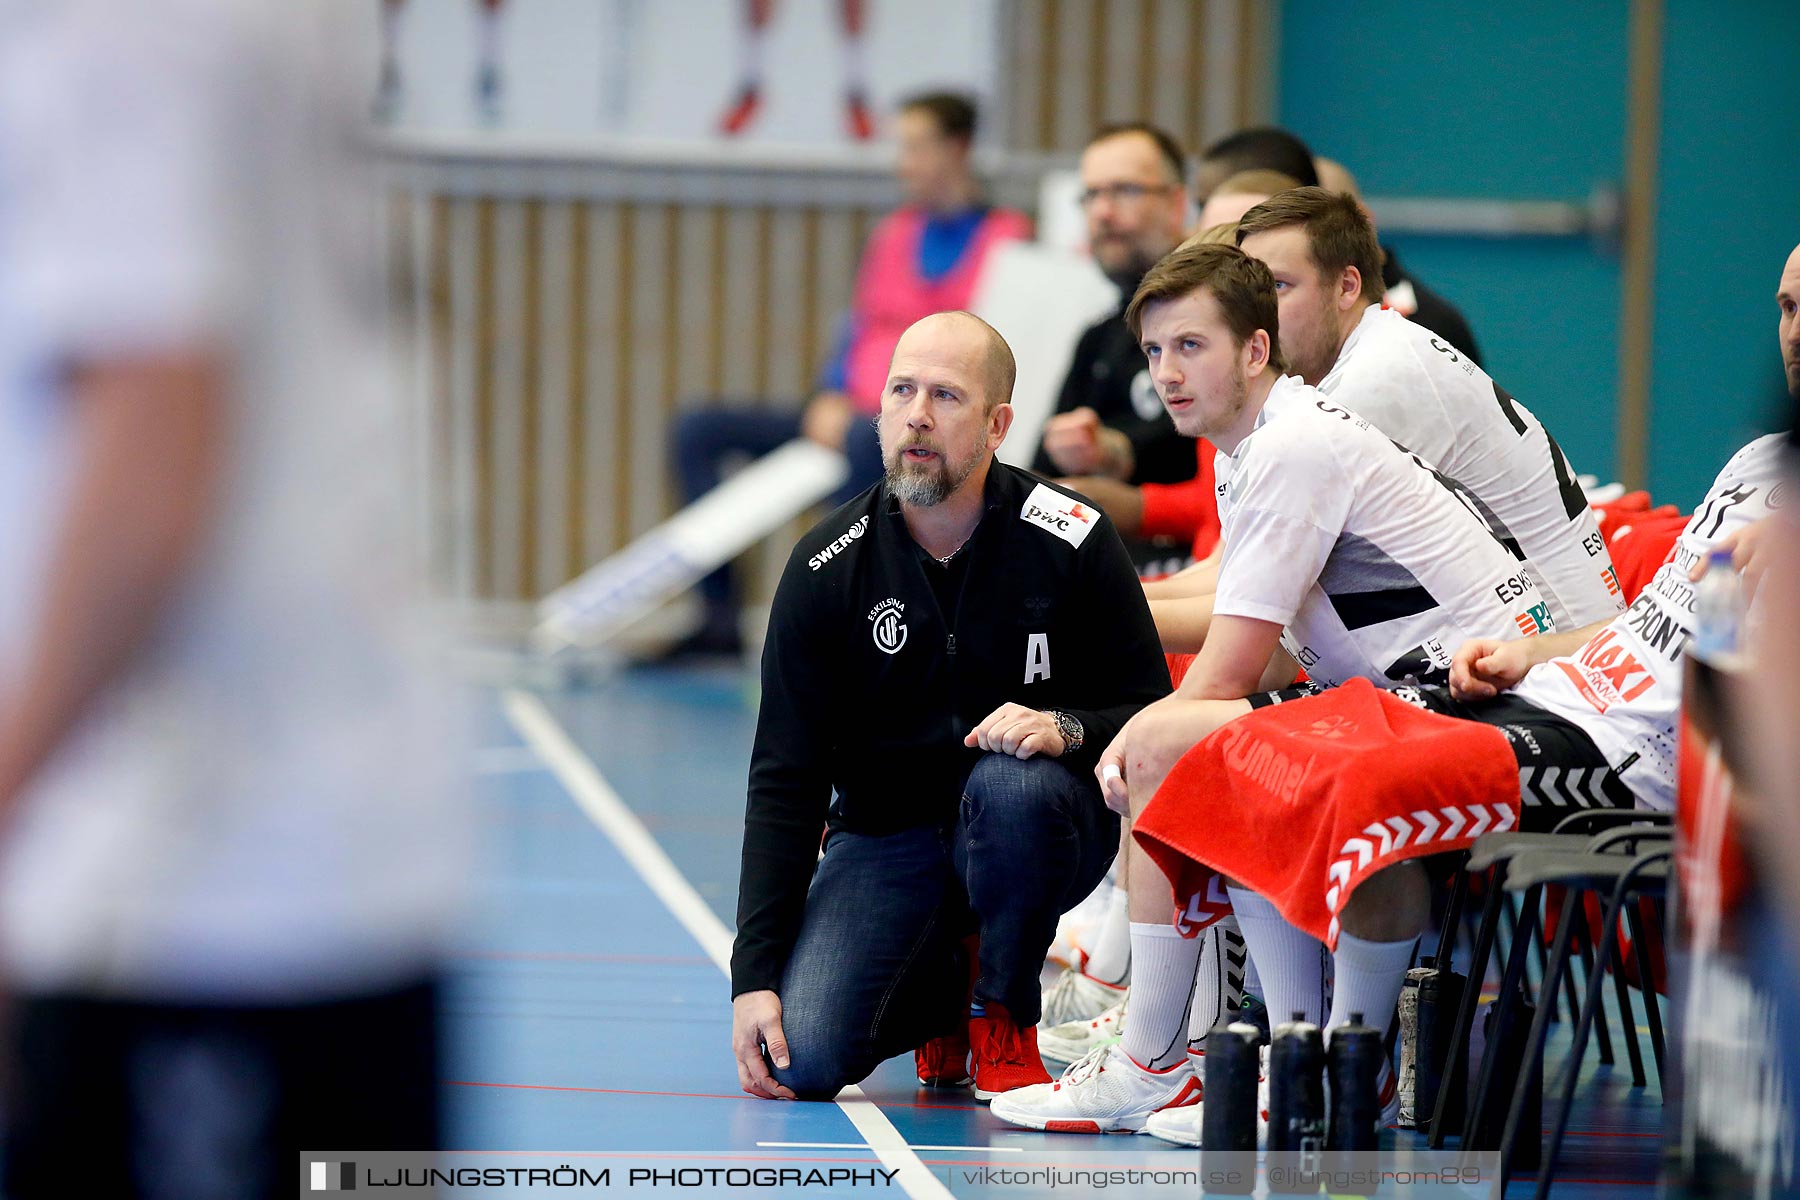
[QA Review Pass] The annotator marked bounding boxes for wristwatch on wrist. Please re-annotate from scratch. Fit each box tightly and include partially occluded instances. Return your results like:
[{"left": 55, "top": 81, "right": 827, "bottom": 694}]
[{"left": 1047, "top": 710, "right": 1084, "bottom": 755}]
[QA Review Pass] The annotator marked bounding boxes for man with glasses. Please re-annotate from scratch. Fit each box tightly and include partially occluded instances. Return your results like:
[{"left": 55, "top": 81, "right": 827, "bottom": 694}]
[{"left": 1032, "top": 124, "right": 1198, "bottom": 491}]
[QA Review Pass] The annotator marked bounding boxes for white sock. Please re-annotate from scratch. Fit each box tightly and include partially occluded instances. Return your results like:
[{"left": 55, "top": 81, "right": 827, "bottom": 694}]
[
  {"left": 1326, "top": 929, "right": 1419, "bottom": 1043},
  {"left": 738, "top": 23, "right": 766, "bottom": 87},
  {"left": 840, "top": 30, "right": 867, "bottom": 94},
  {"left": 1186, "top": 917, "right": 1248, "bottom": 1054},
  {"left": 1228, "top": 886, "right": 1329, "bottom": 1027},
  {"left": 1083, "top": 885, "right": 1131, "bottom": 984},
  {"left": 477, "top": 6, "right": 501, "bottom": 66},
  {"left": 1119, "top": 923, "right": 1202, "bottom": 1071}
]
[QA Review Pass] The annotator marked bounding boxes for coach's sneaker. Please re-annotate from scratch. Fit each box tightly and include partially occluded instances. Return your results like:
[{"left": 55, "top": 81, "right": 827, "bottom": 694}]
[
  {"left": 967, "top": 1003, "right": 1052, "bottom": 1101},
  {"left": 988, "top": 1044, "right": 1200, "bottom": 1134},
  {"left": 1039, "top": 995, "right": 1126, "bottom": 1064},
  {"left": 914, "top": 1022, "right": 972, "bottom": 1088},
  {"left": 1039, "top": 961, "right": 1127, "bottom": 1029},
  {"left": 1141, "top": 1049, "right": 1269, "bottom": 1147}
]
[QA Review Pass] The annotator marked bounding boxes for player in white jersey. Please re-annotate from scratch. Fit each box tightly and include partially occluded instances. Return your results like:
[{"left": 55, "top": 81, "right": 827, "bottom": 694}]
[
  {"left": 1236, "top": 187, "right": 1624, "bottom": 629},
  {"left": 1124, "top": 246, "right": 1800, "bottom": 1150},
  {"left": 1213, "top": 384, "right": 1555, "bottom": 690},
  {"left": 1450, "top": 433, "right": 1789, "bottom": 810},
  {"left": 990, "top": 242, "right": 1552, "bottom": 1135}
]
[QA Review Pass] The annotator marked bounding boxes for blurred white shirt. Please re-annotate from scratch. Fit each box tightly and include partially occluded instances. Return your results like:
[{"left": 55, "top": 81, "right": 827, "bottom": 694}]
[{"left": 0, "top": 1, "right": 470, "bottom": 1002}]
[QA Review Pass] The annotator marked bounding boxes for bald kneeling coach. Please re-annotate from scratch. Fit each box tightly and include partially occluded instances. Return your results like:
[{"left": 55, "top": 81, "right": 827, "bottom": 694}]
[{"left": 729, "top": 311, "right": 1169, "bottom": 1102}]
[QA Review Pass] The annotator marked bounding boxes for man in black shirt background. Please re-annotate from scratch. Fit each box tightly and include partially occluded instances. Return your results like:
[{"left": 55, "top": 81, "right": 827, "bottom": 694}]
[
  {"left": 730, "top": 312, "right": 1168, "bottom": 1103},
  {"left": 1033, "top": 124, "right": 1197, "bottom": 489}
]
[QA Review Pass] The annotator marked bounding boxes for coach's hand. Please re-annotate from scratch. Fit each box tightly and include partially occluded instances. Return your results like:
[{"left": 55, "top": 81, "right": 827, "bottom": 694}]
[
  {"left": 966, "top": 703, "right": 1064, "bottom": 759},
  {"left": 1449, "top": 637, "right": 1536, "bottom": 701},
  {"left": 732, "top": 990, "right": 797, "bottom": 1100}
]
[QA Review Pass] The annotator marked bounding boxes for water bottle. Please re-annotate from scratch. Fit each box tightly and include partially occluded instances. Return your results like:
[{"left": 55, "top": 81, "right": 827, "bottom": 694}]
[
  {"left": 1268, "top": 1013, "right": 1326, "bottom": 1194},
  {"left": 1691, "top": 548, "right": 1745, "bottom": 665},
  {"left": 1326, "top": 1012, "right": 1383, "bottom": 1196},
  {"left": 1202, "top": 1022, "right": 1262, "bottom": 1196}
]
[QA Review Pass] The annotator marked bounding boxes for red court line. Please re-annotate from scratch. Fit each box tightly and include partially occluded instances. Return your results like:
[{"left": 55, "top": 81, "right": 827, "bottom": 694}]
[
  {"left": 445, "top": 1079, "right": 984, "bottom": 1111},
  {"left": 1551, "top": 1128, "right": 1663, "bottom": 1139},
  {"left": 448, "top": 1081, "right": 743, "bottom": 1102},
  {"left": 444, "top": 1150, "right": 890, "bottom": 1165},
  {"left": 452, "top": 950, "right": 714, "bottom": 965}
]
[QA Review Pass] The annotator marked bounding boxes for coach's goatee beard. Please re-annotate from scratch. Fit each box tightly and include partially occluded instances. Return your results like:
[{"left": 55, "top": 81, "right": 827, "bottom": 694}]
[{"left": 882, "top": 437, "right": 978, "bottom": 508}]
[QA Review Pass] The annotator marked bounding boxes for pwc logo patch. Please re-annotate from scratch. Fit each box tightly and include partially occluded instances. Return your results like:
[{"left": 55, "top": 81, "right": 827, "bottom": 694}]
[{"left": 1020, "top": 483, "right": 1098, "bottom": 548}]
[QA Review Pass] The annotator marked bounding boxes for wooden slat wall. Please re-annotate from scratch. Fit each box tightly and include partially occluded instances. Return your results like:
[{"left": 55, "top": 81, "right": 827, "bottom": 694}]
[
  {"left": 1002, "top": 0, "right": 1270, "bottom": 154},
  {"left": 387, "top": 1, "right": 1269, "bottom": 604},
  {"left": 398, "top": 192, "right": 882, "bottom": 602}
]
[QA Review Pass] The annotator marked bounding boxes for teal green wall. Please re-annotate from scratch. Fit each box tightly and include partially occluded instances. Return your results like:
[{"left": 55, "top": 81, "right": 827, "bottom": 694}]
[{"left": 1277, "top": 0, "right": 1800, "bottom": 508}]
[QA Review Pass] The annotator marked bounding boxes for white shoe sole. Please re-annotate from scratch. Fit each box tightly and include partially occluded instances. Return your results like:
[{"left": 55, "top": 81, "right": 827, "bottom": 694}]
[
  {"left": 1140, "top": 1119, "right": 1200, "bottom": 1147},
  {"left": 988, "top": 1099, "right": 1149, "bottom": 1133}
]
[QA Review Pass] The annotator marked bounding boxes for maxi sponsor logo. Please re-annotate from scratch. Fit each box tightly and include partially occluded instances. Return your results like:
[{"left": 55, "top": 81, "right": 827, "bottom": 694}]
[{"left": 1554, "top": 624, "right": 1659, "bottom": 713}]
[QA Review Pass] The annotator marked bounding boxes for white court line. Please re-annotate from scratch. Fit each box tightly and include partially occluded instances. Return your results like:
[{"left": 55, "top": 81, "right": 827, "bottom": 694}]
[
  {"left": 759, "top": 1142, "right": 1023, "bottom": 1154},
  {"left": 472, "top": 744, "right": 552, "bottom": 775},
  {"left": 502, "top": 690, "right": 955, "bottom": 1200}
]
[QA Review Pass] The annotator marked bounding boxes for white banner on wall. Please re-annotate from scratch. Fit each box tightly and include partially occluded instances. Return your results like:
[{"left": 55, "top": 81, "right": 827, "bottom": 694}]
[{"left": 367, "top": 0, "right": 1001, "bottom": 149}]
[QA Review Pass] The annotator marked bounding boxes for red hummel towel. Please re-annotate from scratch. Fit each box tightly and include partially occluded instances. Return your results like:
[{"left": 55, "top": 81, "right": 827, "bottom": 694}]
[{"left": 1133, "top": 679, "right": 1520, "bottom": 949}]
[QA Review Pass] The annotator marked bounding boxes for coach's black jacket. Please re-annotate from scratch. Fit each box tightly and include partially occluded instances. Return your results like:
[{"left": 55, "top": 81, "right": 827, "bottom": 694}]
[{"left": 730, "top": 462, "right": 1170, "bottom": 997}]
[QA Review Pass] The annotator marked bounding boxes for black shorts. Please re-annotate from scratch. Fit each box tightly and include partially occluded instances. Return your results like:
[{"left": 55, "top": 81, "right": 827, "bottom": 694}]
[
  {"left": 3, "top": 976, "right": 440, "bottom": 1200},
  {"left": 1248, "top": 682, "right": 1633, "bottom": 833}
]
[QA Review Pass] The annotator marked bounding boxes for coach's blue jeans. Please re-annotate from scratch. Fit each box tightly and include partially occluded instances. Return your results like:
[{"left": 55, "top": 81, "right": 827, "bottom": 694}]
[
  {"left": 672, "top": 406, "right": 884, "bottom": 629},
  {"left": 770, "top": 754, "right": 1117, "bottom": 1100}
]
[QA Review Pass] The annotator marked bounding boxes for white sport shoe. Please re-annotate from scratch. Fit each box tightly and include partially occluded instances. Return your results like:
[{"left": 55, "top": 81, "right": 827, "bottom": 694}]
[
  {"left": 1039, "top": 962, "right": 1126, "bottom": 1029},
  {"left": 1143, "top": 1047, "right": 1269, "bottom": 1148},
  {"left": 1039, "top": 995, "right": 1127, "bottom": 1064},
  {"left": 988, "top": 1043, "right": 1200, "bottom": 1134}
]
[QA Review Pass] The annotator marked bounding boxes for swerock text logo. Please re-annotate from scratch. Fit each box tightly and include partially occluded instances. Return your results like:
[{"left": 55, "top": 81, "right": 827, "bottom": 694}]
[
  {"left": 309, "top": 1161, "right": 356, "bottom": 1191},
  {"left": 808, "top": 515, "right": 869, "bottom": 571},
  {"left": 868, "top": 598, "right": 907, "bottom": 654}
]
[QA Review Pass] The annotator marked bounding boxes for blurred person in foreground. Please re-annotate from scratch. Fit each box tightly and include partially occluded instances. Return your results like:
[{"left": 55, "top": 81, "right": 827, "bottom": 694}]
[
  {"left": 670, "top": 91, "right": 1031, "bottom": 659},
  {"left": 0, "top": 4, "right": 469, "bottom": 1196}
]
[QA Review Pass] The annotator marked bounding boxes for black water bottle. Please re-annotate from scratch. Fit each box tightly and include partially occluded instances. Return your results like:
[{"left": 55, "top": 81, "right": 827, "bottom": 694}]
[
  {"left": 1326, "top": 1012, "right": 1383, "bottom": 1195},
  {"left": 1415, "top": 955, "right": 1467, "bottom": 1135},
  {"left": 1267, "top": 1013, "right": 1325, "bottom": 1195},
  {"left": 1201, "top": 1021, "right": 1261, "bottom": 1196}
]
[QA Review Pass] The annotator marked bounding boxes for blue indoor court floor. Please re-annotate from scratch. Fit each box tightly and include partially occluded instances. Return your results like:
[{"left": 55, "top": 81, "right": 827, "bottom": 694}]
[{"left": 440, "top": 663, "right": 1666, "bottom": 1198}]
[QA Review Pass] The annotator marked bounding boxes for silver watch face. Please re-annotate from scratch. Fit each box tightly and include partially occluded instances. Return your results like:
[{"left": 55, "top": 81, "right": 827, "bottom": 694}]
[{"left": 1056, "top": 711, "right": 1082, "bottom": 749}]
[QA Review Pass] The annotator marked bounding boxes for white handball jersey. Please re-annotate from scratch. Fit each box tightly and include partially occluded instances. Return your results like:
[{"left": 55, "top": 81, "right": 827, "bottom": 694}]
[
  {"left": 0, "top": 2, "right": 469, "bottom": 1001},
  {"left": 1514, "top": 434, "right": 1789, "bottom": 811},
  {"left": 1214, "top": 375, "right": 1558, "bottom": 689},
  {"left": 1318, "top": 304, "right": 1624, "bottom": 627}
]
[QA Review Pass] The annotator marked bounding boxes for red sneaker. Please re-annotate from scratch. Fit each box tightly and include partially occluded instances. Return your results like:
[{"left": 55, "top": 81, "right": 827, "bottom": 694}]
[
  {"left": 845, "top": 90, "right": 875, "bottom": 141},
  {"left": 914, "top": 1019, "right": 972, "bottom": 1088},
  {"left": 719, "top": 85, "right": 761, "bottom": 137},
  {"left": 968, "top": 1002, "right": 1052, "bottom": 1101}
]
